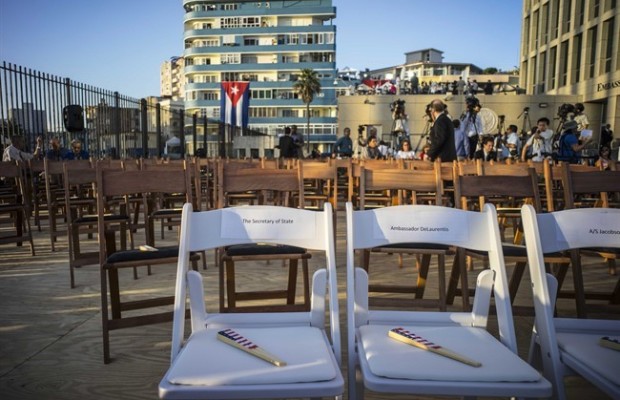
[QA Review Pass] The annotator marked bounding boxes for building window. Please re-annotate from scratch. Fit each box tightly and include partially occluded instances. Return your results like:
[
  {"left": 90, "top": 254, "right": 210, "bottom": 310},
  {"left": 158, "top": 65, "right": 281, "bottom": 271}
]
[
  {"left": 221, "top": 17, "right": 240, "bottom": 28},
  {"left": 222, "top": 4, "right": 238, "bottom": 10},
  {"left": 562, "top": 0, "right": 572, "bottom": 33},
  {"left": 221, "top": 53, "right": 240, "bottom": 64},
  {"left": 541, "top": 3, "right": 549, "bottom": 44},
  {"left": 203, "top": 92, "right": 218, "bottom": 100},
  {"left": 591, "top": 0, "right": 600, "bottom": 19},
  {"left": 551, "top": 0, "right": 560, "bottom": 39},
  {"left": 559, "top": 40, "right": 569, "bottom": 86},
  {"left": 539, "top": 51, "right": 547, "bottom": 92},
  {"left": 602, "top": 18, "right": 615, "bottom": 73},
  {"left": 523, "top": 16, "right": 530, "bottom": 55},
  {"left": 573, "top": 34, "right": 582, "bottom": 83},
  {"left": 587, "top": 26, "right": 597, "bottom": 78},
  {"left": 549, "top": 46, "right": 557, "bottom": 89}
]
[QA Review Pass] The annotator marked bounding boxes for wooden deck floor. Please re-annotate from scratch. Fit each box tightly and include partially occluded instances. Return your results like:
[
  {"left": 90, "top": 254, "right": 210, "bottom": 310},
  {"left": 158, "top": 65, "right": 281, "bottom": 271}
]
[{"left": 0, "top": 210, "right": 616, "bottom": 399}]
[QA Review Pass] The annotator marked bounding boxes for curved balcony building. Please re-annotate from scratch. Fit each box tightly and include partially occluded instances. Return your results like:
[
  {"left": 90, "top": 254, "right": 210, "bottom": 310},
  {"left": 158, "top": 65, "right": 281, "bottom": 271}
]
[{"left": 182, "top": 0, "right": 338, "bottom": 157}]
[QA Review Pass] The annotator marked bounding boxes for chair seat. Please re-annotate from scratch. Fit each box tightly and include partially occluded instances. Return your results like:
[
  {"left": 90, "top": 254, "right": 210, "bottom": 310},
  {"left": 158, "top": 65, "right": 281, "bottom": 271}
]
[
  {"left": 468, "top": 244, "right": 565, "bottom": 259},
  {"left": 225, "top": 243, "right": 306, "bottom": 257},
  {"left": 557, "top": 332, "right": 620, "bottom": 387},
  {"left": 106, "top": 246, "right": 182, "bottom": 264},
  {"left": 152, "top": 208, "right": 182, "bottom": 217},
  {"left": 583, "top": 247, "right": 620, "bottom": 257},
  {"left": 75, "top": 214, "right": 127, "bottom": 224},
  {"left": 165, "top": 326, "right": 338, "bottom": 386},
  {"left": 374, "top": 242, "right": 453, "bottom": 251},
  {"left": 358, "top": 324, "right": 542, "bottom": 383}
]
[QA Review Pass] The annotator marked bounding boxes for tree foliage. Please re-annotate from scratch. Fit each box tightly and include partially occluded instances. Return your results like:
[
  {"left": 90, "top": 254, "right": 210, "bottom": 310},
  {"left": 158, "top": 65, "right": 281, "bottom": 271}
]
[{"left": 293, "top": 68, "right": 321, "bottom": 151}]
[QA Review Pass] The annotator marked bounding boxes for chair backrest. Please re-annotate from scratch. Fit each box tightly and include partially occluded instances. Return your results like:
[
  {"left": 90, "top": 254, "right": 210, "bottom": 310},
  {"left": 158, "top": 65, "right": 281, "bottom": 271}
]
[
  {"left": 300, "top": 160, "right": 338, "bottom": 209},
  {"left": 0, "top": 161, "right": 26, "bottom": 202},
  {"left": 96, "top": 162, "right": 192, "bottom": 259},
  {"left": 560, "top": 162, "right": 620, "bottom": 209},
  {"left": 358, "top": 165, "right": 441, "bottom": 209},
  {"left": 454, "top": 166, "right": 541, "bottom": 211},
  {"left": 543, "top": 161, "right": 599, "bottom": 211},
  {"left": 477, "top": 160, "right": 533, "bottom": 176},
  {"left": 346, "top": 201, "right": 518, "bottom": 352},
  {"left": 521, "top": 204, "right": 620, "bottom": 398},
  {"left": 170, "top": 202, "right": 340, "bottom": 363},
  {"left": 217, "top": 162, "right": 303, "bottom": 208}
]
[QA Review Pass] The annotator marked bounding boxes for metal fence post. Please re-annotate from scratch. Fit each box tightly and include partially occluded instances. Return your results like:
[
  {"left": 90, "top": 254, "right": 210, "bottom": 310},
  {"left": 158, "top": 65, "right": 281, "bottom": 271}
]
[{"left": 140, "top": 98, "right": 148, "bottom": 158}]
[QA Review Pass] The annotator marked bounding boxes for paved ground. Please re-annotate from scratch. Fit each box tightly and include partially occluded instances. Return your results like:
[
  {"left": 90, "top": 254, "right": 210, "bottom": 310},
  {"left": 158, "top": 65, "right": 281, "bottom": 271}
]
[{"left": 0, "top": 210, "right": 616, "bottom": 399}]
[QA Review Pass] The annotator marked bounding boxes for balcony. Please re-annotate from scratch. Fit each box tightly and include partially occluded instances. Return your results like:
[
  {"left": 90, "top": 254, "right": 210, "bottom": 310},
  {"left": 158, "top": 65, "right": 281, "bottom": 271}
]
[
  {"left": 184, "top": 25, "right": 336, "bottom": 40},
  {"left": 184, "top": 61, "right": 335, "bottom": 73}
]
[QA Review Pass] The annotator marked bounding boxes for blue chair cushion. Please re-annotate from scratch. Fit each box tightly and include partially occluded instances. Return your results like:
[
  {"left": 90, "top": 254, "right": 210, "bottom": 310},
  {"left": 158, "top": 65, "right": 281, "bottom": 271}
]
[{"left": 225, "top": 243, "right": 306, "bottom": 257}]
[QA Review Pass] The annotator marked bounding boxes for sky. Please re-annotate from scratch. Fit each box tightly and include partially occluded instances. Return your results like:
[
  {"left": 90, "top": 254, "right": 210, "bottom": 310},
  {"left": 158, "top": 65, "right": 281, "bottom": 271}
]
[{"left": 0, "top": 0, "right": 522, "bottom": 99}]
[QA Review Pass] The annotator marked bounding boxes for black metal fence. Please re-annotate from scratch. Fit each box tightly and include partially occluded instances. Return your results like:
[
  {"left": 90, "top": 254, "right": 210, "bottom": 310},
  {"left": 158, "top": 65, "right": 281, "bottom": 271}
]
[{"left": 0, "top": 61, "right": 265, "bottom": 159}]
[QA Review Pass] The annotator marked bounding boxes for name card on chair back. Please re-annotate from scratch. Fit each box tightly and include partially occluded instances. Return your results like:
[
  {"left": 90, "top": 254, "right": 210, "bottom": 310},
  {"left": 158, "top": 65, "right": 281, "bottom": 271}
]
[
  {"left": 372, "top": 207, "right": 469, "bottom": 244},
  {"left": 221, "top": 206, "right": 316, "bottom": 240},
  {"left": 550, "top": 208, "right": 620, "bottom": 246}
]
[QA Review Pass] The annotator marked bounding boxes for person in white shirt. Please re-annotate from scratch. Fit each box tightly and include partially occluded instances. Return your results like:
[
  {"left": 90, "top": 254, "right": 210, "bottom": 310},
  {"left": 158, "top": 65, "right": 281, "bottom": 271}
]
[
  {"left": 395, "top": 139, "right": 416, "bottom": 159},
  {"left": 2, "top": 135, "right": 42, "bottom": 162},
  {"left": 521, "top": 117, "right": 553, "bottom": 162},
  {"left": 500, "top": 124, "right": 520, "bottom": 160}
]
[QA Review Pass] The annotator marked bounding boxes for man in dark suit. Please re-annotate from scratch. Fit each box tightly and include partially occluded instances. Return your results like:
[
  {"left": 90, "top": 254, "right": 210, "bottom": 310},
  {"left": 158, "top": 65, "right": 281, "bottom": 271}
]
[
  {"left": 474, "top": 135, "right": 497, "bottom": 161},
  {"left": 427, "top": 99, "right": 456, "bottom": 162},
  {"left": 277, "top": 126, "right": 296, "bottom": 158}
]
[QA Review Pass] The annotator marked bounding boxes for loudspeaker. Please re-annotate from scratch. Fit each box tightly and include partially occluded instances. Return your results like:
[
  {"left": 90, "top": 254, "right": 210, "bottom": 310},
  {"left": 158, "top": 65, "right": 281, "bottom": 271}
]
[{"left": 63, "top": 105, "right": 84, "bottom": 132}]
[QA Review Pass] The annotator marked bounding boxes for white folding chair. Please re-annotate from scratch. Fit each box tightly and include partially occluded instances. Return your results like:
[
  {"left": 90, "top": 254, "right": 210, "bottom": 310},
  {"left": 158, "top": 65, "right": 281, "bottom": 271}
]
[
  {"left": 159, "top": 202, "right": 343, "bottom": 399},
  {"left": 346, "top": 201, "right": 552, "bottom": 399},
  {"left": 522, "top": 205, "right": 620, "bottom": 399}
]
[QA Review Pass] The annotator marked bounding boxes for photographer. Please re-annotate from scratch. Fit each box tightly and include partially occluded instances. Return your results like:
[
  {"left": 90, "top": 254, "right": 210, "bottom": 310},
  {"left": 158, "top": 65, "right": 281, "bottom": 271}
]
[
  {"left": 556, "top": 119, "right": 592, "bottom": 164},
  {"left": 573, "top": 103, "right": 589, "bottom": 132},
  {"left": 500, "top": 124, "right": 520, "bottom": 160},
  {"left": 461, "top": 97, "right": 483, "bottom": 159},
  {"left": 521, "top": 117, "right": 553, "bottom": 162},
  {"left": 332, "top": 127, "right": 353, "bottom": 158}
]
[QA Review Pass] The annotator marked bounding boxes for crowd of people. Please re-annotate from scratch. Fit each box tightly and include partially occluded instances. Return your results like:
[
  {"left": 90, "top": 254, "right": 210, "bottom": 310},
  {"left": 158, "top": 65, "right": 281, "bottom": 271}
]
[
  {"left": 2, "top": 135, "right": 90, "bottom": 162},
  {"left": 329, "top": 100, "right": 612, "bottom": 166}
]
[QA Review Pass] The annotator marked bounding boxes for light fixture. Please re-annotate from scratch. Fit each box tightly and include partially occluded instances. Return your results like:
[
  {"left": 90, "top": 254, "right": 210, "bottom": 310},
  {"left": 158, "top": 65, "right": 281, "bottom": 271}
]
[{"left": 538, "top": 102, "right": 548, "bottom": 108}]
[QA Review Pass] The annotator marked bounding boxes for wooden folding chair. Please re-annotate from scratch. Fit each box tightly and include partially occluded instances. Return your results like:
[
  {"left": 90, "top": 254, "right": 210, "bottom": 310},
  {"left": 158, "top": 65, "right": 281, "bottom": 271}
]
[
  {"left": 0, "top": 161, "right": 35, "bottom": 255},
  {"left": 96, "top": 164, "right": 199, "bottom": 363},
  {"left": 448, "top": 167, "right": 571, "bottom": 310},
  {"left": 357, "top": 163, "right": 451, "bottom": 310},
  {"left": 217, "top": 162, "right": 312, "bottom": 313}
]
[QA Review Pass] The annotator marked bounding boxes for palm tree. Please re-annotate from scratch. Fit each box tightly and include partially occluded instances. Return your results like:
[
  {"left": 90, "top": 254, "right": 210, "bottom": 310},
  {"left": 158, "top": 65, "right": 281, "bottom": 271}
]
[{"left": 293, "top": 68, "right": 321, "bottom": 152}]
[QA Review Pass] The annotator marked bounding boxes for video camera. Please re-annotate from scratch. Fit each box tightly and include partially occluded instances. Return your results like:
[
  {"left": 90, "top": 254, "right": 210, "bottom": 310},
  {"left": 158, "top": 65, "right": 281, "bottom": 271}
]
[
  {"left": 357, "top": 125, "right": 365, "bottom": 136},
  {"left": 390, "top": 99, "right": 406, "bottom": 119},
  {"left": 465, "top": 96, "right": 481, "bottom": 114},
  {"left": 557, "top": 103, "right": 576, "bottom": 121}
]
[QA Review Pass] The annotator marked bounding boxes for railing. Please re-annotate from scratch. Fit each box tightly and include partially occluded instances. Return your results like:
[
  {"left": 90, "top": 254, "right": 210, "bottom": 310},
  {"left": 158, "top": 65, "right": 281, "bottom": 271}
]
[{"left": 0, "top": 61, "right": 265, "bottom": 159}]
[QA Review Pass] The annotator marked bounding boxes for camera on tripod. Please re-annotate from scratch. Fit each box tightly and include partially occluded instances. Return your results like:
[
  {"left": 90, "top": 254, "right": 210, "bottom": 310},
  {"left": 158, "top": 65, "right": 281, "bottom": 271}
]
[
  {"left": 357, "top": 125, "right": 365, "bottom": 136},
  {"left": 557, "top": 103, "right": 576, "bottom": 121},
  {"left": 465, "top": 96, "right": 481, "bottom": 115},
  {"left": 390, "top": 99, "right": 406, "bottom": 119}
]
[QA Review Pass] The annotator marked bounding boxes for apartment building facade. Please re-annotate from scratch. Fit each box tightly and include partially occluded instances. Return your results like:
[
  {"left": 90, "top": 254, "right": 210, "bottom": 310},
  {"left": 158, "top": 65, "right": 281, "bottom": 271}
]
[
  {"left": 182, "top": 0, "right": 338, "bottom": 157},
  {"left": 520, "top": 0, "right": 619, "bottom": 143},
  {"left": 160, "top": 56, "right": 186, "bottom": 101}
]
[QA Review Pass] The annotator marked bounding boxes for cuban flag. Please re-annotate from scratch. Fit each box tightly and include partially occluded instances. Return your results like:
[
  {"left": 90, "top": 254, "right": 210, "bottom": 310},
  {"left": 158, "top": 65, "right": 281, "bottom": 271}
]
[{"left": 220, "top": 81, "right": 250, "bottom": 128}]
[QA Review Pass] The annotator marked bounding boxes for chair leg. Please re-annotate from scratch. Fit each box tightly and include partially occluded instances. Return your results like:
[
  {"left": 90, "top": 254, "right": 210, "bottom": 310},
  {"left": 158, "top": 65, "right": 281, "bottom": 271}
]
[
  {"left": 569, "top": 250, "right": 587, "bottom": 318},
  {"left": 225, "top": 259, "right": 236, "bottom": 310},
  {"left": 100, "top": 266, "right": 111, "bottom": 364},
  {"left": 437, "top": 253, "right": 447, "bottom": 311},
  {"left": 286, "top": 259, "right": 299, "bottom": 305},
  {"left": 415, "top": 254, "right": 431, "bottom": 299},
  {"left": 508, "top": 261, "right": 527, "bottom": 304},
  {"left": 302, "top": 259, "right": 310, "bottom": 307},
  {"left": 607, "top": 258, "right": 616, "bottom": 276}
]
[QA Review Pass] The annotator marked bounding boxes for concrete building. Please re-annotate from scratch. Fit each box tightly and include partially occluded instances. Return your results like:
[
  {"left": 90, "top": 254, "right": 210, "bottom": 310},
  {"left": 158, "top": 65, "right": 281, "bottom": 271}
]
[
  {"left": 182, "top": 0, "right": 338, "bottom": 157},
  {"left": 160, "top": 57, "right": 186, "bottom": 101},
  {"left": 520, "top": 0, "right": 619, "bottom": 148}
]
